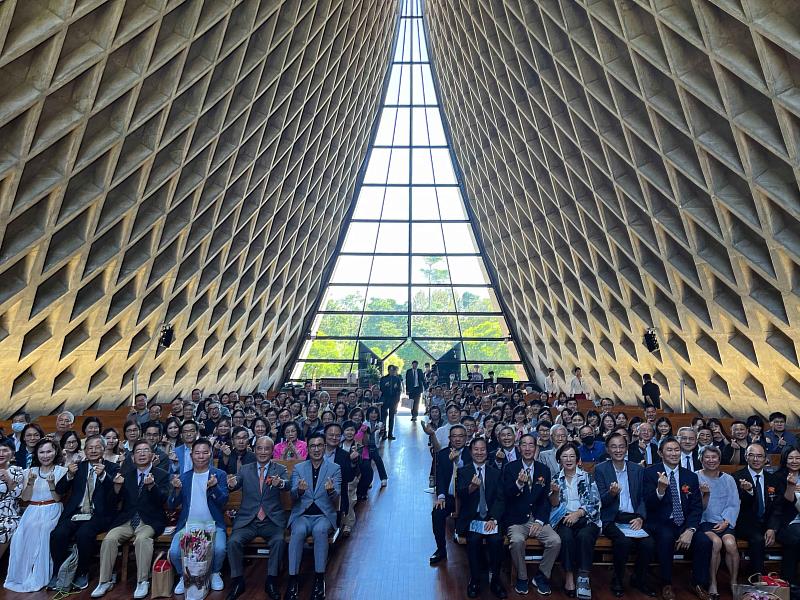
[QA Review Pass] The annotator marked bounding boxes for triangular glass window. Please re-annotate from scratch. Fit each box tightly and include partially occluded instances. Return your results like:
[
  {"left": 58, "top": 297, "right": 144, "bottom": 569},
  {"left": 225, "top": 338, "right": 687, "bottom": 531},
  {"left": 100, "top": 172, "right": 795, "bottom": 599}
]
[{"left": 291, "top": 0, "right": 529, "bottom": 383}]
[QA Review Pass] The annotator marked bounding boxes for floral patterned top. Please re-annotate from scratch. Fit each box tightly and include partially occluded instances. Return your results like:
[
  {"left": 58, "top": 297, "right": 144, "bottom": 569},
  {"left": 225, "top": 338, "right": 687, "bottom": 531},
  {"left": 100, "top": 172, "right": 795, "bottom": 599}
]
[
  {"left": 549, "top": 467, "right": 602, "bottom": 528},
  {"left": 0, "top": 465, "right": 25, "bottom": 543}
]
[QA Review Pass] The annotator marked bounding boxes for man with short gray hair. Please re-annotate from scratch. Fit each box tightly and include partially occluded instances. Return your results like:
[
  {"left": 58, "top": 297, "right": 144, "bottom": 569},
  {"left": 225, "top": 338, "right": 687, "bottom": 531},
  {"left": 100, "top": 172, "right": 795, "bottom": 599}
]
[{"left": 538, "top": 424, "right": 568, "bottom": 476}]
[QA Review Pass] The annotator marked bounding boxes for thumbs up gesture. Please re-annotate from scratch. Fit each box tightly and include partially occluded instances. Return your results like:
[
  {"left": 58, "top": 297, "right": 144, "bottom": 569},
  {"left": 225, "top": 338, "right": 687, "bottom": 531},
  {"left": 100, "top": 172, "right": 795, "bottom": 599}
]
[{"left": 657, "top": 471, "right": 669, "bottom": 494}]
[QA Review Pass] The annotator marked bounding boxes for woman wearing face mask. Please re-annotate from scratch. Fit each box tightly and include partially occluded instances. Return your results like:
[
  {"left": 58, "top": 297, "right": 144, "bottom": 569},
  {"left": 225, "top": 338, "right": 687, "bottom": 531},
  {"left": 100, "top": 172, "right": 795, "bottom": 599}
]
[
  {"left": 0, "top": 439, "right": 25, "bottom": 556},
  {"left": 4, "top": 439, "right": 66, "bottom": 592}
]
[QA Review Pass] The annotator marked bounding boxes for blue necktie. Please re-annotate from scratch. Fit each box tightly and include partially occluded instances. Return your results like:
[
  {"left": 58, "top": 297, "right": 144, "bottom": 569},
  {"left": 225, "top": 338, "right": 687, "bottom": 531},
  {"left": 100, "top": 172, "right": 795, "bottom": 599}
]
[
  {"left": 669, "top": 471, "right": 684, "bottom": 526},
  {"left": 755, "top": 474, "right": 765, "bottom": 518},
  {"left": 477, "top": 467, "right": 488, "bottom": 518}
]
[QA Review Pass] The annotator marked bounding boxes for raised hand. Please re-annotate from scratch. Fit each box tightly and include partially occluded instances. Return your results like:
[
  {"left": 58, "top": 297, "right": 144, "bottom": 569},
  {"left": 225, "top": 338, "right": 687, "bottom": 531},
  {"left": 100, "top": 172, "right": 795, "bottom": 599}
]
[
  {"left": 349, "top": 447, "right": 359, "bottom": 461},
  {"left": 657, "top": 471, "right": 669, "bottom": 494},
  {"left": 226, "top": 474, "right": 238, "bottom": 489},
  {"left": 207, "top": 474, "right": 217, "bottom": 489},
  {"left": 113, "top": 472, "right": 124, "bottom": 486},
  {"left": 151, "top": 454, "right": 161, "bottom": 467},
  {"left": 739, "top": 478, "right": 753, "bottom": 493},
  {"left": 298, "top": 478, "right": 309, "bottom": 492},
  {"left": 143, "top": 472, "right": 155, "bottom": 488},
  {"left": 550, "top": 480, "right": 560, "bottom": 495},
  {"left": 787, "top": 472, "right": 797, "bottom": 488},
  {"left": 470, "top": 473, "right": 482, "bottom": 488},
  {"left": 67, "top": 462, "right": 79, "bottom": 478},
  {"left": 495, "top": 449, "right": 504, "bottom": 461},
  {"left": 609, "top": 481, "right": 621, "bottom": 497},
  {"left": 517, "top": 469, "right": 529, "bottom": 485},
  {"left": 324, "top": 477, "right": 334, "bottom": 492},
  {"left": 171, "top": 475, "right": 182, "bottom": 490},
  {"left": 449, "top": 449, "right": 460, "bottom": 462},
  {"left": 93, "top": 462, "right": 106, "bottom": 478},
  {"left": 271, "top": 475, "right": 283, "bottom": 488},
  {"left": 219, "top": 443, "right": 231, "bottom": 457},
  {"left": 699, "top": 482, "right": 710, "bottom": 495}
]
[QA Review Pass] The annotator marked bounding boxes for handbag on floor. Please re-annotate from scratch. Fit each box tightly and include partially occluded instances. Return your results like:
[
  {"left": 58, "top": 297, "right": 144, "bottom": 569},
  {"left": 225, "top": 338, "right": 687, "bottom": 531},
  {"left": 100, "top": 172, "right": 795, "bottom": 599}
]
[
  {"left": 733, "top": 573, "right": 790, "bottom": 600},
  {"left": 150, "top": 552, "right": 174, "bottom": 599}
]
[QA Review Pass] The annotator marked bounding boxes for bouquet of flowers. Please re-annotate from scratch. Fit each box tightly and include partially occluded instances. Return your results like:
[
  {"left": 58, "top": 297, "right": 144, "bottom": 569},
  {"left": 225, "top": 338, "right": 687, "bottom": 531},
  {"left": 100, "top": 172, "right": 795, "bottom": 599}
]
[{"left": 179, "top": 523, "right": 215, "bottom": 600}]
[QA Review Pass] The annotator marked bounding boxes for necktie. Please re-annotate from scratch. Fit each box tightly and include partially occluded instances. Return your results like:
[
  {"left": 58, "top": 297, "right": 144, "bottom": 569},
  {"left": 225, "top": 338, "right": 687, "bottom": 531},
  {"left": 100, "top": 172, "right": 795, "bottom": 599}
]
[
  {"left": 755, "top": 474, "right": 765, "bottom": 518},
  {"left": 477, "top": 466, "right": 488, "bottom": 518},
  {"left": 131, "top": 472, "right": 144, "bottom": 528},
  {"left": 525, "top": 467, "right": 532, "bottom": 490},
  {"left": 669, "top": 471, "right": 684, "bottom": 526},
  {"left": 257, "top": 465, "right": 267, "bottom": 521},
  {"left": 414, "top": 370, "right": 418, "bottom": 387},
  {"left": 685, "top": 456, "right": 692, "bottom": 471}
]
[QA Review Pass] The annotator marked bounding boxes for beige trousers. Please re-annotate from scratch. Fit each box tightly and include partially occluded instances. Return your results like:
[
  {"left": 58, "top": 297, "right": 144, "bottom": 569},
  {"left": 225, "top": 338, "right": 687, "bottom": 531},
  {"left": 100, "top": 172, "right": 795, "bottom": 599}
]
[
  {"left": 343, "top": 476, "right": 360, "bottom": 529},
  {"left": 98, "top": 523, "right": 156, "bottom": 584},
  {"left": 507, "top": 520, "right": 561, "bottom": 580}
]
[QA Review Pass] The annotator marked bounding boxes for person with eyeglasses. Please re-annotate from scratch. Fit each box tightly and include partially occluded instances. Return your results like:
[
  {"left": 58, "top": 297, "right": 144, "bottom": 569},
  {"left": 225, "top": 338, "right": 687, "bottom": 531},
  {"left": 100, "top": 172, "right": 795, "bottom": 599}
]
[
  {"left": 91, "top": 440, "right": 170, "bottom": 599},
  {"left": 734, "top": 443, "right": 782, "bottom": 577}
]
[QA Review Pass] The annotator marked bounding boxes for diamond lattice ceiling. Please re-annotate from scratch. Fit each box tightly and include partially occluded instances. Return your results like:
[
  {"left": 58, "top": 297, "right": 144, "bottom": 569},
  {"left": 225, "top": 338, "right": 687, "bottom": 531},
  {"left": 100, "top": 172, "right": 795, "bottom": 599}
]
[
  {"left": 0, "top": 0, "right": 397, "bottom": 416},
  {"left": 427, "top": 0, "right": 800, "bottom": 419}
]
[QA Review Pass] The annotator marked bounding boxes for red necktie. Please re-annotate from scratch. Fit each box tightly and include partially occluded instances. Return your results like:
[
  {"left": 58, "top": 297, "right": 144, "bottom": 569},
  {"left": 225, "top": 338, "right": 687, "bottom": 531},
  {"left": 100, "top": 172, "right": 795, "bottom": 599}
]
[{"left": 257, "top": 466, "right": 266, "bottom": 521}]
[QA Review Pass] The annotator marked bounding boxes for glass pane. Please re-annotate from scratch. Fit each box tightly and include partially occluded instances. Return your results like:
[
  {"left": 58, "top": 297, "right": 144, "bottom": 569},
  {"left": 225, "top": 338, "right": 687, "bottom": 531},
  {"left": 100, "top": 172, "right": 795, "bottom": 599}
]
[
  {"left": 366, "top": 286, "right": 409, "bottom": 311},
  {"left": 442, "top": 223, "right": 478, "bottom": 253},
  {"left": 411, "top": 255, "right": 450, "bottom": 284},
  {"left": 375, "top": 108, "right": 410, "bottom": 146},
  {"left": 363, "top": 339, "right": 406, "bottom": 359},
  {"left": 412, "top": 108, "right": 445, "bottom": 146},
  {"left": 412, "top": 65, "right": 437, "bottom": 104},
  {"left": 320, "top": 286, "right": 366, "bottom": 311},
  {"left": 436, "top": 187, "right": 467, "bottom": 219},
  {"left": 473, "top": 363, "right": 527, "bottom": 381},
  {"left": 370, "top": 256, "right": 409, "bottom": 283},
  {"left": 342, "top": 222, "right": 378, "bottom": 253},
  {"left": 293, "top": 361, "right": 356, "bottom": 380},
  {"left": 416, "top": 339, "right": 462, "bottom": 360},
  {"left": 394, "top": 19, "right": 411, "bottom": 62},
  {"left": 412, "top": 222, "right": 445, "bottom": 253},
  {"left": 375, "top": 222, "right": 409, "bottom": 253},
  {"left": 360, "top": 314, "right": 409, "bottom": 337},
  {"left": 381, "top": 186, "right": 409, "bottom": 220},
  {"left": 353, "top": 187, "right": 384, "bottom": 220},
  {"left": 411, "top": 186, "right": 440, "bottom": 220},
  {"left": 364, "top": 148, "right": 409, "bottom": 184},
  {"left": 411, "top": 287, "right": 456, "bottom": 311},
  {"left": 385, "top": 64, "right": 410, "bottom": 105},
  {"left": 412, "top": 19, "right": 428, "bottom": 62},
  {"left": 430, "top": 148, "right": 457, "bottom": 183},
  {"left": 447, "top": 255, "right": 489, "bottom": 284},
  {"left": 302, "top": 339, "right": 357, "bottom": 360},
  {"left": 458, "top": 316, "right": 510, "bottom": 338},
  {"left": 463, "top": 341, "right": 520, "bottom": 362},
  {"left": 412, "top": 314, "right": 459, "bottom": 337},
  {"left": 453, "top": 287, "right": 501, "bottom": 312},
  {"left": 331, "top": 255, "right": 373, "bottom": 283},
  {"left": 314, "top": 314, "right": 361, "bottom": 337}
]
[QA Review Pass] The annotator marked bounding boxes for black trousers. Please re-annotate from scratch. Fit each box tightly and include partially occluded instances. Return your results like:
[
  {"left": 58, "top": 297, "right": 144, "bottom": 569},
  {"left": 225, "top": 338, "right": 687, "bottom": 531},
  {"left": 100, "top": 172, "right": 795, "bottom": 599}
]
[
  {"left": 50, "top": 515, "right": 110, "bottom": 577},
  {"left": 409, "top": 390, "right": 422, "bottom": 418},
  {"left": 603, "top": 522, "right": 655, "bottom": 582},
  {"left": 431, "top": 496, "right": 455, "bottom": 553},
  {"left": 556, "top": 521, "right": 599, "bottom": 573},
  {"left": 381, "top": 400, "right": 399, "bottom": 436},
  {"left": 357, "top": 448, "right": 388, "bottom": 496},
  {"left": 651, "top": 522, "right": 711, "bottom": 587},
  {"left": 778, "top": 522, "right": 800, "bottom": 585},
  {"left": 465, "top": 531, "right": 503, "bottom": 582},
  {"left": 738, "top": 521, "right": 767, "bottom": 576}
]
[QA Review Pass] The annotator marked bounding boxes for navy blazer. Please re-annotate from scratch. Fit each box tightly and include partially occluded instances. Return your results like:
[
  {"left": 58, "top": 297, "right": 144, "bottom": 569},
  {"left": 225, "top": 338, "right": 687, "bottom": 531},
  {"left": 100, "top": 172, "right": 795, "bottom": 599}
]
[
  {"left": 500, "top": 459, "right": 551, "bottom": 527},
  {"left": 435, "top": 446, "right": 472, "bottom": 498},
  {"left": 734, "top": 467, "right": 782, "bottom": 532},
  {"left": 594, "top": 460, "right": 647, "bottom": 525},
  {"left": 456, "top": 462, "right": 505, "bottom": 534},
  {"left": 56, "top": 460, "right": 119, "bottom": 523},
  {"left": 168, "top": 467, "right": 229, "bottom": 531},
  {"left": 110, "top": 465, "right": 171, "bottom": 535},
  {"left": 627, "top": 442, "right": 659, "bottom": 466},
  {"left": 643, "top": 464, "right": 702, "bottom": 531}
]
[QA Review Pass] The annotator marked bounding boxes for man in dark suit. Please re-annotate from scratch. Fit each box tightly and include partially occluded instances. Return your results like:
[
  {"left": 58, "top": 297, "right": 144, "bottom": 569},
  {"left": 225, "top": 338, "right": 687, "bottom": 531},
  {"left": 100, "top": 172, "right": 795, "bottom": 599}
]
[
  {"left": 430, "top": 424, "right": 471, "bottom": 565},
  {"left": 379, "top": 365, "right": 403, "bottom": 439},
  {"left": 642, "top": 374, "right": 661, "bottom": 408},
  {"left": 120, "top": 422, "right": 169, "bottom": 472},
  {"left": 734, "top": 443, "right": 781, "bottom": 577},
  {"left": 502, "top": 433, "right": 561, "bottom": 596},
  {"left": 457, "top": 437, "right": 506, "bottom": 599},
  {"left": 677, "top": 427, "right": 702, "bottom": 472},
  {"left": 92, "top": 439, "right": 170, "bottom": 599},
  {"left": 323, "top": 423, "right": 358, "bottom": 525},
  {"left": 594, "top": 432, "right": 655, "bottom": 597},
  {"left": 226, "top": 436, "right": 288, "bottom": 600},
  {"left": 219, "top": 426, "right": 257, "bottom": 475},
  {"left": 628, "top": 422, "right": 659, "bottom": 466},
  {"left": 643, "top": 437, "right": 711, "bottom": 600},
  {"left": 50, "top": 435, "right": 118, "bottom": 591},
  {"left": 405, "top": 361, "right": 425, "bottom": 421}
]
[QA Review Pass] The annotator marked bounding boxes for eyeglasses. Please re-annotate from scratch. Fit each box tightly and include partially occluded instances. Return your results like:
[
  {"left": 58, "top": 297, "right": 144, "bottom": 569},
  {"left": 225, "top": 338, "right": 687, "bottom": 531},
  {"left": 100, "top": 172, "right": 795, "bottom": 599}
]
[
  {"left": 747, "top": 453, "right": 766, "bottom": 459},
  {"left": 308, "top": 443, "right": 325, "bottom": 449}
]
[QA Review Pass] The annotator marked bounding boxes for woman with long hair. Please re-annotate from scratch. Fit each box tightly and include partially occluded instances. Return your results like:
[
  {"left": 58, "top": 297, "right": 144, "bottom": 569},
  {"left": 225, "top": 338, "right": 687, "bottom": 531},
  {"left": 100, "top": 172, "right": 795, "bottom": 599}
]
[
  {"left": 356, "top": 406, "right": 388, "bottom": 499},
  {"left": 776, "top": 445, "right": 800, "bottom": 591},
  {"left": 101, "top": 428, "right": 123, "bottom": 464},
  {"left": 161, "top": 417, "right": 182, "bottom": 453},
  {"left": 59, "top": 430, "right": 84, "bottom": 465},
  {"left": 0, "top": 439, "right": 24, "bottom": 556}
]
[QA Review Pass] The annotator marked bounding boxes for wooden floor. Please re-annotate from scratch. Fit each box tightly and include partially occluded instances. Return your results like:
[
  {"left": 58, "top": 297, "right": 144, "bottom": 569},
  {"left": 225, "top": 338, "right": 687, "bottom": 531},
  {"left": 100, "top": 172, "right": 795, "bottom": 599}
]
[{"left": 0, "top": 413, "right": 728, "bottom": 599}]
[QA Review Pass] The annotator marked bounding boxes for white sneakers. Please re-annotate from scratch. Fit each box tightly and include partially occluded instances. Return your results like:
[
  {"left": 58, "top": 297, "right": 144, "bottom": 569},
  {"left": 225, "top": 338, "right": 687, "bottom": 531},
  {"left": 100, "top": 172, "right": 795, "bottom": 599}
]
[
  {"left": 380, "top": 479, "right": 388, "bottom": 488},
  {"left": 174, "top": 578, "right": 185, "bottom": 594},
  {"left": 211, "top": 572, "right": 224, "bottom": 591},
  {"left": 133, "top": 580, "right": 150, "bottom": 599},
  {"left": 90, "top": 581, "right": 113, "bottom": 598}
]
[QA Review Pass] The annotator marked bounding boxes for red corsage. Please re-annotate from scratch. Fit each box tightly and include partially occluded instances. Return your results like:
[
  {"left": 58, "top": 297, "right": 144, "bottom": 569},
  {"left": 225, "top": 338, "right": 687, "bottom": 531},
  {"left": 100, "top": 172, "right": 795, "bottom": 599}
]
[
  {"left": 681, "top": 484, "right": 691, "bottom": 494},
  {"left": 767, "top": 486, "right": 776, "bottom": 495}
]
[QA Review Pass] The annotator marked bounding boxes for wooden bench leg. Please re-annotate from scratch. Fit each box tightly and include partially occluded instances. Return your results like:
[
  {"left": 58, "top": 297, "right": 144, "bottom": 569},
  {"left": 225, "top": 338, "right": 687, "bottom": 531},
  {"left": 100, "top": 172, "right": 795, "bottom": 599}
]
[{"left": 121, "top": 543, "right": 129, "bottom": 583}]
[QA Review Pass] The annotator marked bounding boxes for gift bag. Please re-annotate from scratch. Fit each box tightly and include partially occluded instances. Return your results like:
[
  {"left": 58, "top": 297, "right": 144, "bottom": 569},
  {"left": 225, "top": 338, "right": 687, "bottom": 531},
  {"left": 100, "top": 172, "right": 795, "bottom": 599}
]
[
  {"left": 179, "top": 523, "right": 215, "bottom": 600},
  {"left": 150, "top": 552, "right": 174, "bottom": 599},
  {"left": 733, "top": 573, "right": 790, "bottom": 600}
]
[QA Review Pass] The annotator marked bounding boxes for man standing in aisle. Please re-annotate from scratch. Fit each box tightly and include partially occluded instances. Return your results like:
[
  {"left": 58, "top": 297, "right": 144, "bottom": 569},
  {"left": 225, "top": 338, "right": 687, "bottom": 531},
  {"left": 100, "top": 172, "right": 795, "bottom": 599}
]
[
  {"left": 379, "top": 365, "right": 403, "bottom": 440},
  {"left": 405, "top": 360, "right": 425, "bottom": 422}
]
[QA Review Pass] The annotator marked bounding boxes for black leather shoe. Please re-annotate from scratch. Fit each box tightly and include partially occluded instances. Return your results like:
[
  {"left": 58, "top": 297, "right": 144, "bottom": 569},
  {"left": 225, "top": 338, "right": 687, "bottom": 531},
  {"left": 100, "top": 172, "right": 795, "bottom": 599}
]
[
  {"left": 311, "top": 576, "right": 325, "bottom": 600},
  {"left": 226, "top": 579, "right": 246, "bottom": 600},
  {"left": 265, "top": 577, "right": 280, "bottom": 600},
  {"left": 490, "top": 578, "right": 507, "bottom": 599},
  {"left": 467, "top": 581, "right": 479, "bottom": 598},
  {"left": 429, "top": 550, "right": 447, "bottom": 565},
  {"left": 631, "top": 577, "right": 656, "bottom": 597},
  {"left": 388, "top": 435, "right": 397, "bottom": 440},
  {"left": 610, "top": 578, "right": 624, "bottom": 598},
  {"left": 283, "top": 579, "right": 299, "bottom": 600}
]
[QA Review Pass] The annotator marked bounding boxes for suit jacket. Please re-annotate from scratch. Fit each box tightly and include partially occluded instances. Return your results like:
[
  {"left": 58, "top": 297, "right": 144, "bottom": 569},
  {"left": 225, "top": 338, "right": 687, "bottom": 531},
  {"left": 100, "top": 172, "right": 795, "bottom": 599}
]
[
  {"left": 627, "top": 442, "right": 659, "bottom": 466},
  {"left": 379, "top": 375, "right": 402, "bottom": 404},
  {"left": 500, "top": 459, "right": 551, "bottom": 527},
  {"left": 679, "top": 451, "right": 702, "bottom": 472},
  {"left": 537, "top": 448, "right": 559, "bottom": 477},
  {"left": 456, "top": 462, "right": 505, "bottom": 534},
  {"left": 405, "top": 368, "right": 425, "bottom": 394},
  {"left": 289, "top": 459, "right": 341, "bottom": 530},
  {"left": 435, "top": 446, "right": 472, "bottom": 498},
  {"left": 721, "top": 443, "right": 746, "bottom": 466},
  {"left": 594, "top": 460, "right": 647, "bottom": 525},
  {"left": 220, "top": 449, "right": 257, "bottom": 475},
  {"left": 169, "top": 466, "right": 229, "bottom": 531},
  {"left": 643, "top": 464, "right": 702, "bottom": 531},
  {"left": 329, "top": 447, "right": 357, "bottom": 518},
  {"left": 110, "top": 465, "right": 171, "bottom": 535},
  {"left": 56, "top": 460, "right": 119, "bottom": 523},
  {"left": 230, "top": 461, "right": 288, "bottom": 529},
  {"left": 170, "top": 444, "right": 193, "bottom": 475},
  {"left": 734, "top": 467, "right": 782, "bottom": 532}
]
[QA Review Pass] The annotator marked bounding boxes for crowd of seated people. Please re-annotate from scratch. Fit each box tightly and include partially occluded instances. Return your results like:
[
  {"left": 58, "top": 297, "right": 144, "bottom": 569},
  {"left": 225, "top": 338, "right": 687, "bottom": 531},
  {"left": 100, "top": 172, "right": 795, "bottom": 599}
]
[
  {"left": 422, "top": 375, "right": 800, "bottom": 600},
  {"left": 0, "top": 384, "right": 392, "bottom": 600}
]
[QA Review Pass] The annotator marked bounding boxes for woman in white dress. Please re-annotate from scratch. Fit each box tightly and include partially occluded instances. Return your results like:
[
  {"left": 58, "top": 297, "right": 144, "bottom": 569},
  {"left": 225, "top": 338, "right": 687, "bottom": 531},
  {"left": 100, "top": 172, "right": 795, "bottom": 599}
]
[{"left": 3, "top": 438, "right": 66, "bottom": 592}]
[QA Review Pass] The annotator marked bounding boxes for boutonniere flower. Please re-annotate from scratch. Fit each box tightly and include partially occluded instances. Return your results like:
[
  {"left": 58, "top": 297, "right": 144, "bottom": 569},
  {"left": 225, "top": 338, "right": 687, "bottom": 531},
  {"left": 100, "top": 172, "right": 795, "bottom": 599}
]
[
  {"left": 681, "top": 484, "right": 691, "bottom": 495},
  {"left": 536, "top": 476, "right": 545, "bottom": 486},
  {"left": 767, "top": 486, "right": 776, "bottom": 499}
]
